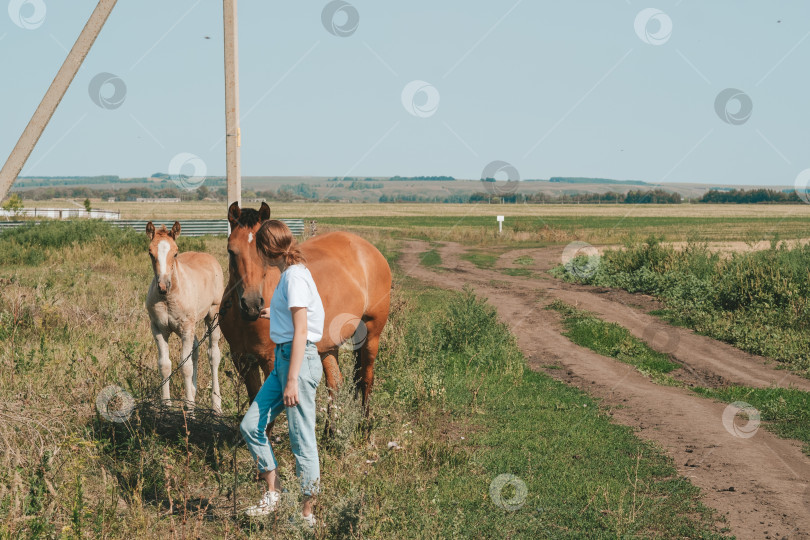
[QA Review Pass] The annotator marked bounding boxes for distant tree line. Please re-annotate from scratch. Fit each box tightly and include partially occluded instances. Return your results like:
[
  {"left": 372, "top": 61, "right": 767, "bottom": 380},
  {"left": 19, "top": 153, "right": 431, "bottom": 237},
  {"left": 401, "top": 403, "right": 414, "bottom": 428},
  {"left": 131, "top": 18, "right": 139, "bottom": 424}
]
[
  {"left": 32, "top": 184, "right": 803, "bottom": 206},
  {"left": 548, "top": 177, "right": 648, "bottom": 186},
  {"left": 348, "top": 181, "right": 384, "bottom": 190},
  {"left": 378, "top": 194, "right": 469, "bottom": 203},
  {"left": 698, "top": 188, "right": 801, "bottom": 204},
  {"left": 325, "top": 175, "right": 456, "bottom": 183},
  {"left": 279, "top": 183, "right": 319, "bottom": 199},
  {"left": 468, "top": 189, "right": 681, "bottom": 204},
  {"left": 624, "top": 189, "right": 682, "bottom": 203},
  {"left": 14, "top": 184, "right": 315, "bottom": 203},
  {"left": 327, "top": 176, "right": 379, "bottom": 182},
  {"left": 18, "top": 185, "right": 221, "bottom": 202},
  {"left": 14, "top": 184, "right": 689, "bottom": 205},
  {"left": 389, "top": 175, "right": 455, "bottom": 181}
]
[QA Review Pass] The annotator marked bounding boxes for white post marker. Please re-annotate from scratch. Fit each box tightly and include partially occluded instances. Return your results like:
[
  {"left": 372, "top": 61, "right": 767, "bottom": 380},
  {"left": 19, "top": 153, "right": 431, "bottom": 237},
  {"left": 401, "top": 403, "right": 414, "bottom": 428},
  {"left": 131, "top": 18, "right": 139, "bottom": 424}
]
[{"left": 497, "top": 215, "right": 504, "bottom": 234}]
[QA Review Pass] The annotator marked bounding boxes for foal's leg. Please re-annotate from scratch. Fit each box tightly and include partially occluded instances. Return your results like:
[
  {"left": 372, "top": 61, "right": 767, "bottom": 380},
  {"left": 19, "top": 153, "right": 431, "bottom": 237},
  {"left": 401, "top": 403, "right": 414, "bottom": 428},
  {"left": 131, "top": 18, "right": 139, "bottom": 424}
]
[
  {"left": 151, "top": 323, "right": 172, "bottom": 406},
  {"left": 206, "top": 314, "right": 223, "bottom": 414},
  {"left": 179, "top": 331, "right": 198, "bottom": 410}
]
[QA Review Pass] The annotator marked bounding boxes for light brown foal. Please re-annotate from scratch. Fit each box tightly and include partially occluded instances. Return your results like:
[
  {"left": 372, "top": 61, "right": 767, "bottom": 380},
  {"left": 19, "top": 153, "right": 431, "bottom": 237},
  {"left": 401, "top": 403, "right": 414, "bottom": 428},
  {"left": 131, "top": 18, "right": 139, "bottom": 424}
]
[{"left": 145, "top": 221, "right": 225, "bottom": 412}]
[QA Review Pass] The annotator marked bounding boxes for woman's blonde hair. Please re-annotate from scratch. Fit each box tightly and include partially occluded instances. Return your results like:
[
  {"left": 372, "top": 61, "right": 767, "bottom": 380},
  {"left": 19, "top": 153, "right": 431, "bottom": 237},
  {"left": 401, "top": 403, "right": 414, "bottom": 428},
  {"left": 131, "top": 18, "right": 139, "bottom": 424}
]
[{"left": 255, "top": 220, "right": 306, "bottom": 267}]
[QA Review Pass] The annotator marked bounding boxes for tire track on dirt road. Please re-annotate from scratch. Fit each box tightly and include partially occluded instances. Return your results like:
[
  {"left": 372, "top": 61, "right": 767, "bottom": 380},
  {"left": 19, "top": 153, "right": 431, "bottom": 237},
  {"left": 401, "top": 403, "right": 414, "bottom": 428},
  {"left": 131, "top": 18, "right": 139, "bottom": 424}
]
[{"left": 400, "top": 240, "right": 810, "bottom": 539}]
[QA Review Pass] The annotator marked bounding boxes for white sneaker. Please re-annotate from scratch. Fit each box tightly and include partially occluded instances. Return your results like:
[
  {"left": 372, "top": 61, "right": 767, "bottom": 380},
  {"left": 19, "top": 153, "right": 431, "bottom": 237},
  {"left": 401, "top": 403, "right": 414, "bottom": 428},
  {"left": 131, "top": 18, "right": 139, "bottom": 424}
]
[
  {"left": 301, "top": 511, "right": 316, "bottom": 528},
  {"left": 244, "top": 491, "right": 280, "bottom": 517}
]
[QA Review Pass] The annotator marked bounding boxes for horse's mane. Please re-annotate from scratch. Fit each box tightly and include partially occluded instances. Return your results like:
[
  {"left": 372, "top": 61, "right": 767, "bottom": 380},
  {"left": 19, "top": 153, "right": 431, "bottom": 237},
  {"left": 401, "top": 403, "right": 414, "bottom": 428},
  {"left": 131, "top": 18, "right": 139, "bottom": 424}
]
[{"left": 235, "top": 208, "right": 263, "bottom": 228}]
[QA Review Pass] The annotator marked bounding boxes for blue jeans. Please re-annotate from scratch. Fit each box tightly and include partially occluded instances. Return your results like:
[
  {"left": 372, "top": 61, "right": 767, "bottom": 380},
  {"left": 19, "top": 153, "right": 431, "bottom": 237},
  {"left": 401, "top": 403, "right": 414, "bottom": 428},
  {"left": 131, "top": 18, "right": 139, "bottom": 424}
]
[{"left": 240, "top": 341, "right": 323, "bottom": 496}]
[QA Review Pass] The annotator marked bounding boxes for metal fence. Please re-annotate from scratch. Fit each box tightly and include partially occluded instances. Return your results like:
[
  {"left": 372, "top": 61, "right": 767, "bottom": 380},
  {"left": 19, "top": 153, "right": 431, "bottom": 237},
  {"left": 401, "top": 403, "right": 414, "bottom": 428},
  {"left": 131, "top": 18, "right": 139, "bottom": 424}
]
[
  {"left": 0, "top": 208, "right": 120, "bottom": 220},
  {"left": 0, "top": 219, "right": 306, "bottom": 237}
]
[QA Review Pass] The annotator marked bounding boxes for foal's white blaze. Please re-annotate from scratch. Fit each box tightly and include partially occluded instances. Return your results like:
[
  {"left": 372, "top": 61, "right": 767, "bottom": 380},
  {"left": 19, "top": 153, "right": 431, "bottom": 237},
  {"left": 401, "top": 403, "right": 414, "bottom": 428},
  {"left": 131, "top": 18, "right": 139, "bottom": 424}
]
[
  {"left": 157, "top": 240, "right": 171, "bottom": 279},
  {"left": 248, "top": 232, "right": 254, "bottom": 244}
]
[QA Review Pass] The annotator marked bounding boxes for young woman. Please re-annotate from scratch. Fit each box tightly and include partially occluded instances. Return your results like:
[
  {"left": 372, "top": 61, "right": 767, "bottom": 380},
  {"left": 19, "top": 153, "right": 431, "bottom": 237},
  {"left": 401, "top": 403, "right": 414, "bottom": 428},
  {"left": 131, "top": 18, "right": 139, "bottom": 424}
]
[{"left": 239, "top": 220, "right": 325, "bottom": 526}]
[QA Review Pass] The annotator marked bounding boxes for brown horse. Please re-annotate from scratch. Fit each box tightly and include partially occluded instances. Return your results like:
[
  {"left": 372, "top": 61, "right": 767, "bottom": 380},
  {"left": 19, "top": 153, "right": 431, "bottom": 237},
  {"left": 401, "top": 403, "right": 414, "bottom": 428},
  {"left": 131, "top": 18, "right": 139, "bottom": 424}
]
[
  {"left": 145, "top": 222, "right": 225, "bottom": 413},
  {"left": 219, "top": 202, "right": 391, "bottom": 408}
]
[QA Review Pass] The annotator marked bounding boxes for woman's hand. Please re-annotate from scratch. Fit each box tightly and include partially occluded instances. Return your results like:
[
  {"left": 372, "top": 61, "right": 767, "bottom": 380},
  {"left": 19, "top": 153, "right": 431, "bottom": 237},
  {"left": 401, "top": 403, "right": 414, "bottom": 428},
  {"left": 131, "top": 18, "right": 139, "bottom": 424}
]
[
  {"left": 283, "top": 380, "right": 300, "bottom": 407},
  {"left": 259, "top": 307, "right": 271, "bottom": 319}
]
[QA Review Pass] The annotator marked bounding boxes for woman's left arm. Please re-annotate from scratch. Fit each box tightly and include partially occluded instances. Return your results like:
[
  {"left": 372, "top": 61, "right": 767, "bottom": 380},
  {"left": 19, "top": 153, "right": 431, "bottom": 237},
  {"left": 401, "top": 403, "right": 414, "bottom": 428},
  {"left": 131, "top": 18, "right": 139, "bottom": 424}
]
[{"left": 284, "top": 306, "right": 308, "bottom": 407}]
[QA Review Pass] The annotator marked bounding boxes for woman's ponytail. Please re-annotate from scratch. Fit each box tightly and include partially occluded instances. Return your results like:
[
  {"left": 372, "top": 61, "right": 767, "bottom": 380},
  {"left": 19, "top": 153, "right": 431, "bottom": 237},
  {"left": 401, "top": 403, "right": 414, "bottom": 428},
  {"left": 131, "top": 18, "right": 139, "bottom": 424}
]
[{"left": 256, "top": 220, "right": 306, "bottom": 266}]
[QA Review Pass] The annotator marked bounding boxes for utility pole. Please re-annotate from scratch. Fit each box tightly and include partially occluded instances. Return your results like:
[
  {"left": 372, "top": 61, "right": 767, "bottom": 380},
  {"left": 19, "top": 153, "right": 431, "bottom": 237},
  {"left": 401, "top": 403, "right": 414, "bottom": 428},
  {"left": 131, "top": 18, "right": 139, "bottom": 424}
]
[
  {"left": 0, "top": 0, "right": 119, "bottom": 202},
  {"left": 223, "top": 0, "right": 241, "bottom": 209}
]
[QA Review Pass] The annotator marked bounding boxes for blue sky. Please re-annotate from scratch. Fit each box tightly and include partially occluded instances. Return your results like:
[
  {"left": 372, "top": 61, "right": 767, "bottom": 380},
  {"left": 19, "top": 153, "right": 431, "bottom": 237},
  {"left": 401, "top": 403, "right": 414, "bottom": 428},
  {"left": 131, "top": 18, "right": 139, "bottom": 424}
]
[{"left": 0, "top": 0, "right": 808, "bottom": 185}]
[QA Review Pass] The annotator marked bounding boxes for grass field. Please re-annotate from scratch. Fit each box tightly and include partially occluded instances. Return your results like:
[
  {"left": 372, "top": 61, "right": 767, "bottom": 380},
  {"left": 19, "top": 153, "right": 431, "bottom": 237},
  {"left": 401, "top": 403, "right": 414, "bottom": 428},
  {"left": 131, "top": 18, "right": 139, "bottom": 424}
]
[
  {"left": 71, "top": 200, "right": 810, "bottom": 220},
  {"left": 17, "top": 200, "right": 810, "bottom": 245},
  {"left": 0, "top": 221, "right": 730, "bottom": 538}
]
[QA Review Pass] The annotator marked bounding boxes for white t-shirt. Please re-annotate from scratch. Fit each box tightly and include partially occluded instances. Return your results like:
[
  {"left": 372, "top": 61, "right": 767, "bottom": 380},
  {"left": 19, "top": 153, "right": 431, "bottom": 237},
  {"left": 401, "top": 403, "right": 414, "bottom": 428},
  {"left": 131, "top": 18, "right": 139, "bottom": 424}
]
[{"left": 269, "top": 264, "right": 325, "bottom": 344}]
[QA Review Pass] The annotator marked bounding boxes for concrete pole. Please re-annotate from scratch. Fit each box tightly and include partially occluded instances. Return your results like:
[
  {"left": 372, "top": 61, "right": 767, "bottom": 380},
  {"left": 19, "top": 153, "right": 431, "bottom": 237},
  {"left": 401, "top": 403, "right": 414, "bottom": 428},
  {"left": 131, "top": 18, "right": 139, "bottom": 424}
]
[
  {"left": 223, "top": 0, "right": 241, "bottom": 209},
  {"left": 0, "top": 0, "right": 119, "bottom": 202}
]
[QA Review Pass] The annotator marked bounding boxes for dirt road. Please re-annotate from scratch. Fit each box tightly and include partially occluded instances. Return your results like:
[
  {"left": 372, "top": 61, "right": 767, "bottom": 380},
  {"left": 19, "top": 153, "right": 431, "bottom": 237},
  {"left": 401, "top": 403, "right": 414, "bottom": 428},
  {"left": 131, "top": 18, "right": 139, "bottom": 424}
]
[{"left": 400, "top": 240, "right": 810, "bottom": 539}]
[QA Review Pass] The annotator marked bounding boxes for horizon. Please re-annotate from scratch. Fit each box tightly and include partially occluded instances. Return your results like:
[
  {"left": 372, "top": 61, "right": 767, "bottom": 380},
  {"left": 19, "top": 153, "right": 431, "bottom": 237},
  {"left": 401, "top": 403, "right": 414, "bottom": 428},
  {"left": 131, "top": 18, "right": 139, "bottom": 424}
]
[{"left": 10, "top": 174, "right": 801, "bottom": 190}]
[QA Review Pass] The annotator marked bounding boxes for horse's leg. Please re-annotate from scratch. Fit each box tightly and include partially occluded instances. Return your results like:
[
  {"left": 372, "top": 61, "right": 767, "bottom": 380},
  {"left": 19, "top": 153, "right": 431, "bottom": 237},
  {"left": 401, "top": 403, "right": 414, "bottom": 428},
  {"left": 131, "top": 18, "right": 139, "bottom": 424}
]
[
  {"left": 322, "top": 348, "right": 343, "bottom": 396},
  {"left": 232, "top": 353, "right": 263, "bottom": 403},
  {"left": 321, "top": 348, "right": 341, "bottom": 436},
  {"left": 356, "top": 319, "right": 384, "bottom": 414},
  {"left": 351, "top": 345, "right": 362, "bottom": 399},
  {"left": 151, "top": 323, "right": 172, "bottom": 406},
  {"left": 245, "top": 365, "right": 263, "bottom": 402},
  {"left": 192, "top": 336, "right": 200, "bottom": 393},
  {"left": 179, "top": 331, "right": 198, "bottom": 410},
  {"left": 206, "top": 314, "right": 223, "bottom": 414}
]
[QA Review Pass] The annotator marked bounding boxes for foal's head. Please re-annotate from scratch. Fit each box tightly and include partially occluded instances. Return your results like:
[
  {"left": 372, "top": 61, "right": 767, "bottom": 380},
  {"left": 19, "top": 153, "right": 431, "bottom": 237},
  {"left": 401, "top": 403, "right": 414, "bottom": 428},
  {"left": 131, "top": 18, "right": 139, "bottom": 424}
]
[
  {"left": 146, "top": 221, "right": 181, "bottom": 295},
  {"left": 227, "top": 202, "right": 272, "bottom": 321}
]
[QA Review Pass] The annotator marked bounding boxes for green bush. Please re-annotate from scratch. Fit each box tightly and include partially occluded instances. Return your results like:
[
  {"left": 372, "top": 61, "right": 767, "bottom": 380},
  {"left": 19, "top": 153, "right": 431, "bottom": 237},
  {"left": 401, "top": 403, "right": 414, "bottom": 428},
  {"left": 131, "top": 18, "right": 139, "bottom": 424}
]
[
  {"left": 0, "top": 220, "right": 143, "bottom": 250},
  {"left": 0, "top": 220, "right": 206, "bottom": 266},
  {"left": 432, "top": 287, "right": 524, "bottom": 376},
  {"left": 553, "top": 239, "right": 810, "bottom": 373}
]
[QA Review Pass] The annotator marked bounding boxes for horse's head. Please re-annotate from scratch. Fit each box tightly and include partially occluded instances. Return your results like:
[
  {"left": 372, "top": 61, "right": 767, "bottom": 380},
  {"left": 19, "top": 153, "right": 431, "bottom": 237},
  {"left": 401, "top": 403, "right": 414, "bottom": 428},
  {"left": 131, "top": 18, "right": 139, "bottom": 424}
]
[
  {"left": 146, "top": 221, "right": 181, "bottom": 295},
  {"left": 227, "top": 201, "right": 272, "bottom": 321}
]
